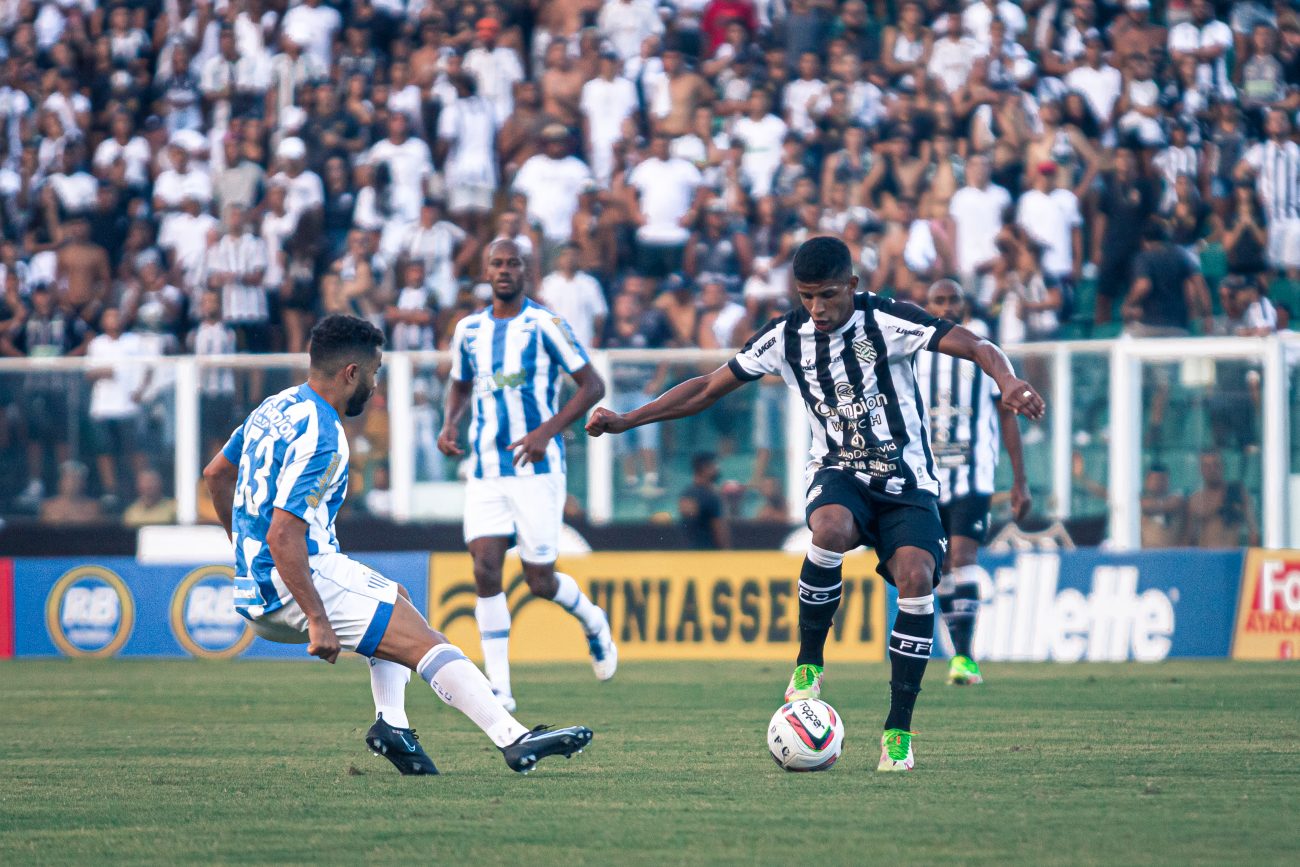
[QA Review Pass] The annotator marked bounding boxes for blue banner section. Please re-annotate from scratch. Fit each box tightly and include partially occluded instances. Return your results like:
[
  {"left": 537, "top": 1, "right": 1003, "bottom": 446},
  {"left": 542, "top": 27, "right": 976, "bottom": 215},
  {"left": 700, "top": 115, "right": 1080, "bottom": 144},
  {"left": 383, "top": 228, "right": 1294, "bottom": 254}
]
[
  {"left": 888, "top": 549, "right": 1246, "bottom": 661},
  {"left": 14, "top": 555, "right": 429, "bottom": 659}
]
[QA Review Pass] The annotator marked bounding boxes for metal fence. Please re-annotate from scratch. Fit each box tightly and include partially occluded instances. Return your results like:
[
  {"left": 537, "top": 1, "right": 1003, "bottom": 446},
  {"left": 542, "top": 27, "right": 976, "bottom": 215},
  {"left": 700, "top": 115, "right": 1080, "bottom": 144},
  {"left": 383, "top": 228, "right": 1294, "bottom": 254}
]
[{"left": 1, "top": 334, "right": 1296, "bottom": 548}]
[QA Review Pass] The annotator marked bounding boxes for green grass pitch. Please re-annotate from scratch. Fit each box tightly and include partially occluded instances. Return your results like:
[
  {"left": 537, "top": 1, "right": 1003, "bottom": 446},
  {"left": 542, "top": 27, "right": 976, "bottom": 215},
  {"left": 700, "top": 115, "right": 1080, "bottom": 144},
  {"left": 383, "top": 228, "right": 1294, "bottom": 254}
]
[{"left": 1, "top": 659, "right": 1296, "bottom": 865}]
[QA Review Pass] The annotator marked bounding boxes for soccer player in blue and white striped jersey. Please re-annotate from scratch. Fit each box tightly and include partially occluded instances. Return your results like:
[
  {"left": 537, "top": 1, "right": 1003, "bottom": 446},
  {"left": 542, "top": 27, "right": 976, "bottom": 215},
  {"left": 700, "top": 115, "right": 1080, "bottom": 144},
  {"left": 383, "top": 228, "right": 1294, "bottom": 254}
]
[
  {"left": 439, "top": 239, "right": 616, "bottom": 711},
  {"left": 204, "top": 314, "right": 592, "bottom": 775}
]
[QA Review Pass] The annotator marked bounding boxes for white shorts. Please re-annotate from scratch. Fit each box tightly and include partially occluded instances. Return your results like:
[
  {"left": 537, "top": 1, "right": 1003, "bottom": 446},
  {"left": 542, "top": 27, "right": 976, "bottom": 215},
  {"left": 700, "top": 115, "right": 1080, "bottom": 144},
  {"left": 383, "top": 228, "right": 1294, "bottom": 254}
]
[
  {"left": 448, "top": 184, "right": 495, "bottom": 214},
  {"left": 1266, "top": 217, "right": 1300, "bottom": 269},
  {"left": 245, "top": 553, "right": 400, "bottom": 658},
  {"left": 463, "top": 473, "right": 566, "bottom": 564}
]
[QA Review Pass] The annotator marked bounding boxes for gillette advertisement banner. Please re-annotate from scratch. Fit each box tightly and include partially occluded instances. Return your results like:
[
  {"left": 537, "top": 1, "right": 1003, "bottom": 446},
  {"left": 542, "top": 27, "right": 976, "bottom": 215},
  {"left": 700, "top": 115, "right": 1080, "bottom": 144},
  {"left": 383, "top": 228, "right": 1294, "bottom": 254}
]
[{"left": 0, "top": 549, "right": 1256, "bottom": 661}]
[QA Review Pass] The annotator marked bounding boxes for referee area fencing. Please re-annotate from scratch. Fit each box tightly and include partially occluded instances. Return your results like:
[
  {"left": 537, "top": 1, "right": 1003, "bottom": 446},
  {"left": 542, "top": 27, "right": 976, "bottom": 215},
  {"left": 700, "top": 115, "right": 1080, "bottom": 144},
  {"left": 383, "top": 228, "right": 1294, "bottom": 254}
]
[
  {"left": 0, "top": 337, "right": 1298, "bottom": 548},
  {"left": 2, "top": 548, "right": 1295, "bottom": 662}
]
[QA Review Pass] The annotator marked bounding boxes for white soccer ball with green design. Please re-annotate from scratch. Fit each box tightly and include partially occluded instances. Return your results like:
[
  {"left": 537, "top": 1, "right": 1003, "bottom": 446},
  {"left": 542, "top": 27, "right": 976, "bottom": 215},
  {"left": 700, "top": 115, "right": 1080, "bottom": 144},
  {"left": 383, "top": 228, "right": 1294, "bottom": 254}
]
[{"left": 767, "top": 699, "right": 845, "bottom": 772}]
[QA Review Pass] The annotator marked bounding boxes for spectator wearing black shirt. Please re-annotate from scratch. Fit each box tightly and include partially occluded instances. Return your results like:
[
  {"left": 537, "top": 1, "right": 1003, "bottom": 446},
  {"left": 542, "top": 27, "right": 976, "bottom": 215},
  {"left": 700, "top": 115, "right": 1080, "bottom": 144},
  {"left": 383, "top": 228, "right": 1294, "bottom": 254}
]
[
  {"left": 1093, "top": 148, "right": 1160, "bottom": 325},
  {"left": 1122, "top": 220, "right": 1212, "bottom": 335},
  {"left": 680, "top": 451, "right": 730, "bottom": 550}
]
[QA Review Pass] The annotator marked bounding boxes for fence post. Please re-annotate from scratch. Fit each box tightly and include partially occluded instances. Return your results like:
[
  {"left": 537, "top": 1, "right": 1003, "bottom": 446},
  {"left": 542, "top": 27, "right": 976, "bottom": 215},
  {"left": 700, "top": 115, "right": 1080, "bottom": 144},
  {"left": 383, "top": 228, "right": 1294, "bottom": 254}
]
[
  {"left": 387, "top": 353, "right": 414, "bottom": 522},
  {"left": 1107, "top": 340, "right": 1142, "bottom": 550},
  {"left": 174, "top": 358, "right": 199, "bottom": 526},
  {"left": 1261, "top": 337, "right": 1289, "bottom": 548},
  {"left": 1051, "top": 345, "right": 1072, "bottom": 520},
  {"left": 588, "top": 351, "right": 614, "bottom": 524}
]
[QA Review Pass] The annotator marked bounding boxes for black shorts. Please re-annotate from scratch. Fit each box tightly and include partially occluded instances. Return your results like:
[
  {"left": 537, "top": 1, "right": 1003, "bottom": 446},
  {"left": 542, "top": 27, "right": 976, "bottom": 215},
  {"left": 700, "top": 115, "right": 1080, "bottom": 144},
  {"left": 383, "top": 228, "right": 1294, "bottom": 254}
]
[
  {"left": 92, "top": 417, "right": 140, "bottom": 457},
  {"left": 1096, "top": 253, "right": 1136, "bottom": 299},
  {"left": 939, "top": 493, "right": 993, "bottom": 544},
  {"left": 805, "top": 468, "right": 946, "bottom": 587}
]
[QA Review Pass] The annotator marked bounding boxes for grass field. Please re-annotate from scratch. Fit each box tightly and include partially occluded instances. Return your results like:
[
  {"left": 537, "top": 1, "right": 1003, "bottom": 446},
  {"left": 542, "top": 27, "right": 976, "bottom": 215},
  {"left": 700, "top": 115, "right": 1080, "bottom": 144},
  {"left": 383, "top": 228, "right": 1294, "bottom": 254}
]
[{"left": 1, "top": 659, "right": 1297, "bottom": 865}]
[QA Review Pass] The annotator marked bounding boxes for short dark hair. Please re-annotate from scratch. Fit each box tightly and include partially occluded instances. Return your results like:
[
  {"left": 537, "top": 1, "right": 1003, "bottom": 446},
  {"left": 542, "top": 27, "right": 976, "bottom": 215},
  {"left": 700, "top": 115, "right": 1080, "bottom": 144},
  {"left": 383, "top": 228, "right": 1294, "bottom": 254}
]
[
  {"left": 792, "top": 235, "right": 853, "bottom": 284},
  {"left": 691, "top": 452, "right": 717, "bottom": 474},
  {"left": 308, "top": 314, "right": 384, "bottom": 374}
]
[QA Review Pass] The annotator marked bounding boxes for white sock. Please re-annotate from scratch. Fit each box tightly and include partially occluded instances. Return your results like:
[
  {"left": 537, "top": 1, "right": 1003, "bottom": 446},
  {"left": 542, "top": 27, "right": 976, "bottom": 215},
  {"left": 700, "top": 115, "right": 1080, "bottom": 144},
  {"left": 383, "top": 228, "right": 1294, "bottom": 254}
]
[
  {"left": 417, "top": 644, "right": 528, "bottom": 748},
  {"left": 551, "top": 572, "right": 606, "bottom": 634},
  {"left": 897, "top": 593, "right": 935, "bottom": 615},
  {"left": 369, "top": 658, "right": 411, "bottom": 729},
  {"left": 475, "top": 593, "right": 512, "bottom": 696}
]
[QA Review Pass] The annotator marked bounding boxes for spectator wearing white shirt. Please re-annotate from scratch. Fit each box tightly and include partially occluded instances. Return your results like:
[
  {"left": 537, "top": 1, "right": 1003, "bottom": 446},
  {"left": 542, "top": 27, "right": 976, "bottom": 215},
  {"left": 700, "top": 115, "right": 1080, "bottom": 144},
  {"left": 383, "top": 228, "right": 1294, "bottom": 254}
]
[
  {"left": 464, "top": 17, "right": 525, "bottom": 128},
  {"left": 783, "top": 52, "right": 827, "bottom": 140},
  {"left": 207, "top": 204, "right": 271, "bottom": 351},
  {"left": 928, "top": 11, "right": 980, "bottom": 95},
  {"left": 158, "top": 183, "right": 219, "bottom": 295},
  {"left": 1064, "top": 31, "right": 1122, "bottom": 132},
  {"left": 963, "top": 0, "right": 1028, "bottom": 50},
  {"left": 86, "top": 307, "right": 145, "bottom": 511},
  {"left": 581, "top": 50, "right": 640, "bottom": 186},
  {"left": 436, "top": 74, "right": 498, "bottom": 238},
  {"left": 200, "top": 26, "right": 243, "bottom": 132},
  {"left": 627, "top": 131, "right": 704, "bottom": 279},
  {"left": 1016, "top": 162, "right": 1084, "bottom": 287},
  {"left": 538, "top": 243, "right": 608, "bottom": 350},
  {"left": 1168, "top": 0, "right": 1234, "bottom": 100},
  {"left": 386, "top": 59, "right": 425, "bottom": 131},
  {"left": 732, "top": 89, "right": 787, "bottom": 199},
  {"left": 269, "top": 136, "right": 324, "bottom": 221},
  {"left": 93, "top": 113, "right": 151, "bottom": 191},
  {"left": 386, "top": 260, "right": 440, "bottom": 352},
  {"left": 400, "top": 198, "right": 476, "bottom": 311},
  {"left": 365, "top": 113, "right": 434, "bottom": 229},
  {"left": 600, "top": 0, "right": 665, "bottom": 63},
  {"left": 1241, "top": 109, "right": 1300, "bottom": 279},
  {"left": 948, "top": 155, "right": 1012, "bottom": 304},
  {"left": 281, "top": 0, "right": 342, "bottom": 68},
  {"left": 511, "top": 124, "right": 594, "bottom": 268}
]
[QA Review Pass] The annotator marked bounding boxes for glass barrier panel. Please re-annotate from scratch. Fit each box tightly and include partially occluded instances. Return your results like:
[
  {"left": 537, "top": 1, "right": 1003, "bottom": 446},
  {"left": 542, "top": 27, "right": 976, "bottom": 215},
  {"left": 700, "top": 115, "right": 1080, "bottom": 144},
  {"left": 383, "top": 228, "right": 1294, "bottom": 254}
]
[
  {"left": 998, "top": 349, "right": 1053, "bottom": 522},
  {"left": 1070, "top": 350, "right": 1111, "bottom": 521},
  {"left": 1139, "top": 356, "right": 1263, "bottom": 549}
]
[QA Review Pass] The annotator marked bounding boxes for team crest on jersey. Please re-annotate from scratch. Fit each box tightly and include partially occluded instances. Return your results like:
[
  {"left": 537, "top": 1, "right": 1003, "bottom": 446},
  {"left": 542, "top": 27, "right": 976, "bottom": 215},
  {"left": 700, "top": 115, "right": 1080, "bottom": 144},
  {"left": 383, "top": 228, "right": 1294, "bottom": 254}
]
[{"left": 852, "top": 338, "right": 876, "bottom": 365}]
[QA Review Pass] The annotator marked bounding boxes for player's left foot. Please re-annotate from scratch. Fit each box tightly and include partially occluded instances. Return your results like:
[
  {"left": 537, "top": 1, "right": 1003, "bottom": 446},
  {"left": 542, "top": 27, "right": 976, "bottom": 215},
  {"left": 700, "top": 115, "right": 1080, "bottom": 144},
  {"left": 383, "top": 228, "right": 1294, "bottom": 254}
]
[
  {"left": 365, "top": 715, "right": 439, "bottom": 776},
  {"left": 784, "top": 663, "right": 823, "bottom": 701},
  {"left": 947, "top": 655, "right": 984, "bottom": 686},
  {"left": 876, "top": 729, "right": 915, "bottom": 772},
  {"left": 502, "top": 724, "right": 593, "bottom": 774},
  {"left": 586, "top": 614, "right": 617, "bottom": 681}
]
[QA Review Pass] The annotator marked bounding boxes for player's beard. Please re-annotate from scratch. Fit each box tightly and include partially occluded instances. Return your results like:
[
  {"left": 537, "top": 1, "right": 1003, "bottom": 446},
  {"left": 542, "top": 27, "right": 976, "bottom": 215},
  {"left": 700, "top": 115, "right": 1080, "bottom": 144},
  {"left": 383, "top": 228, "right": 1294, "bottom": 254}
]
[{"left": 345, "top": 382, "right": 373, "bottom": 417}]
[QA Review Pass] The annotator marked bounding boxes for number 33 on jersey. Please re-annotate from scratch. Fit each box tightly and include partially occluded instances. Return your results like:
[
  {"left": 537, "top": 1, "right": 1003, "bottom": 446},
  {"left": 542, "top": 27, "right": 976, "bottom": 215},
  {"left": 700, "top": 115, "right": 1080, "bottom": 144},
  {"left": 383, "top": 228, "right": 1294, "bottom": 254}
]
[{"left": 222, "top": 383, "right": 349, "bottom": 618}]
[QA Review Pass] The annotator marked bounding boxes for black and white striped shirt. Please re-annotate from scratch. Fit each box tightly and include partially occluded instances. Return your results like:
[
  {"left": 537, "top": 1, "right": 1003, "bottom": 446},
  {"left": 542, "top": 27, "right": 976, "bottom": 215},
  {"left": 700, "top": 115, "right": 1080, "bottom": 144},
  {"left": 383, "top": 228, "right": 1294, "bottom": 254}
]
[
  {"left": 914, "top": 319, "right": 1000, "bottom": 504},
  {"left": 729, "top": 293, "right": 954, "bottom": 502},
  {"left": 1245, "top": 140, "right": 1300, "bottom": 222},
  {"left": 207, "top": 231, "right": 269, "bottom": 325}
]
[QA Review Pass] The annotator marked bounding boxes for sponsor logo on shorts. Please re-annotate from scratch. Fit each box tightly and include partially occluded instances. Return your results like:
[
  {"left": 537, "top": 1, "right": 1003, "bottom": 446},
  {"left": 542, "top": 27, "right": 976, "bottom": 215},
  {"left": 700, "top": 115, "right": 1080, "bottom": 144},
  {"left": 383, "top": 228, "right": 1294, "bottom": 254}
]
[
  {"left": 170, "top": 566, "right": 255, "bottom": 659},
  {"left": 45, "top": 566, "right": 135, "bottom": 658}
]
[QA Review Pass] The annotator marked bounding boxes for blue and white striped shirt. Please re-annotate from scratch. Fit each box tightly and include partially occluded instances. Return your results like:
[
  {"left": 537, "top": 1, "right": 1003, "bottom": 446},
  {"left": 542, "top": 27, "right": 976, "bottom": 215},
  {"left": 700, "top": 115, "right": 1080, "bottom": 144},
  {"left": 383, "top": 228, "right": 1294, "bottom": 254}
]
[
  {"left": 450, "top": 299, "right": 590, "bottom": 478},
  {"left": 222, "top": 383, "right": 350, "bottom": 617}
]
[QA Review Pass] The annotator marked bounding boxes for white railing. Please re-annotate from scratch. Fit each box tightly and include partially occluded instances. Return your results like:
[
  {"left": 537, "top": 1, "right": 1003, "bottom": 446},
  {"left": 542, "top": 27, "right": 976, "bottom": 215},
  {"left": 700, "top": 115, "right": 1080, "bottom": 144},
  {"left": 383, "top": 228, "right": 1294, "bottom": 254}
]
[{"left": 1, "top": 334, "right": 1296, "bottom": 547}]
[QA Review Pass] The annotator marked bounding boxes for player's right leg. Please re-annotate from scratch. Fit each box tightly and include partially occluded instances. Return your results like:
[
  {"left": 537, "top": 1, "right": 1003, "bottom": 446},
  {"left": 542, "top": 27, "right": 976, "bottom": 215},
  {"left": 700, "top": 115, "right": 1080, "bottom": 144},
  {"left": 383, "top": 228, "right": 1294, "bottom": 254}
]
[
  {"left": 373, "top": 594, "right": 593, "bottom": 774},
  {"left": 465, "top": 476, "right": 519, "bottom": 711},
  {"left": 787, "top": 472, "right": 865, "bottom": 702},
  {"left": 936, "top": 495, "right": 992, "bottom": 685}
]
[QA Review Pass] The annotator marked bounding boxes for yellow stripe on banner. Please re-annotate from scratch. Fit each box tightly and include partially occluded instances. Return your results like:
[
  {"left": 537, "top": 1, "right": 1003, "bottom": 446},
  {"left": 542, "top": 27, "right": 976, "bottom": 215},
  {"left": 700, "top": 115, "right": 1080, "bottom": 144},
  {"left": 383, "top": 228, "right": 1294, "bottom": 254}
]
[
  {"left": 1232, "top": 549, "right": 1300, "bottom": 660},
  {"left": 427, "top": 551, "right": 887, "bottom": 662}
]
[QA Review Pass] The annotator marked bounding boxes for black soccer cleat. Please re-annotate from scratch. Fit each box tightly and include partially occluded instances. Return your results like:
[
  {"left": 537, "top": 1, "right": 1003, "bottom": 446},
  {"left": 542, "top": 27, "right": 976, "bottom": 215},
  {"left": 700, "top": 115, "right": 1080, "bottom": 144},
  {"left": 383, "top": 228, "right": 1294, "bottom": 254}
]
[
  {"left": 365, "top": 715, "right": 439, "bottom": 776},
  {"left": 502, "top": 724, "right": 594, "bottom": 774}
]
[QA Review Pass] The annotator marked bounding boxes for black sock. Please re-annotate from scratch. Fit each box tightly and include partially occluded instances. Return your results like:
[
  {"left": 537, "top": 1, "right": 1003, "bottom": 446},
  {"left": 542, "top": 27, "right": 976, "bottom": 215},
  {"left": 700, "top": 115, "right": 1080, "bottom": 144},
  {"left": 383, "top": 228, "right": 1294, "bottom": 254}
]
[
  {"left": 938, "top": 583, "right": 979, "bottom": 658},
  {"left": 796, "top": 556, "right": 843, "bottom": 667},
  {"left": 885, "top": 609, "right": 934, "bottom": 731}
]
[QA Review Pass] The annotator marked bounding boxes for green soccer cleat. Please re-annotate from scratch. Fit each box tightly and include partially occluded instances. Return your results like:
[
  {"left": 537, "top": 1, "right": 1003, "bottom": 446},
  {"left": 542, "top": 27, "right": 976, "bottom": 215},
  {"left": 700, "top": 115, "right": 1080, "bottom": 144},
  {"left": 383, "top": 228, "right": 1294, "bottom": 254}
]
[
  {"left": 947, "top": 655, "right": 984, "bottom": 686},
  {"left": 877, "top": 729, "right": 915, "bottom": 772},
  {"left": 784, "top": 663, "right": 824, "bottom": 701}
]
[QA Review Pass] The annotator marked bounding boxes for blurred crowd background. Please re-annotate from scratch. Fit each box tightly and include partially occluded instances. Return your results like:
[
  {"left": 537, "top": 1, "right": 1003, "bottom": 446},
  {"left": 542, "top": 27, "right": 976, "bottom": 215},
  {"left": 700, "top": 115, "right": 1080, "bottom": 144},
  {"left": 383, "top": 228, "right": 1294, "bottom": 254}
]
[{"left": 0, "top": 0, "right": 1295, "bottom": 546}]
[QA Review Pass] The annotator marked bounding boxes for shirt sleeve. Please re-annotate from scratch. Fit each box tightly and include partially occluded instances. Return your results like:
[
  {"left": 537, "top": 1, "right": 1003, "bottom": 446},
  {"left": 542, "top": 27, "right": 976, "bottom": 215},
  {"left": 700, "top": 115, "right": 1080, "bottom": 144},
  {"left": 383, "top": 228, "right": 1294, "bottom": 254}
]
[
  {"left": 872, "top": 296, "right": 956, "bottom": 353},
  {"left": 538, "top": 314, "right": 590, "bottom": 372},
  {"left": 273, "top": 418, "right": 341, "bottom": 519},
  {"left": 220, "top": 423, "right": 245, "bottom": 464},
  {"left": 449, "top": 320, "right": 473, "bottom": 382},
  {"left": 728, "top": 315, "right": 786, "bottom": 381}
]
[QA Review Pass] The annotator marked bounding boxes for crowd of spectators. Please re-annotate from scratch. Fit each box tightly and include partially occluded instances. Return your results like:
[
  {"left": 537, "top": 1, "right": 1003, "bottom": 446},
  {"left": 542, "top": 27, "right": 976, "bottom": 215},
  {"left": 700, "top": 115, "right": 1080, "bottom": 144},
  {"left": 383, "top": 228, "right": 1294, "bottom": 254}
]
[{"left": 0, "top": 0, "right": 1294, "bottom": 541}]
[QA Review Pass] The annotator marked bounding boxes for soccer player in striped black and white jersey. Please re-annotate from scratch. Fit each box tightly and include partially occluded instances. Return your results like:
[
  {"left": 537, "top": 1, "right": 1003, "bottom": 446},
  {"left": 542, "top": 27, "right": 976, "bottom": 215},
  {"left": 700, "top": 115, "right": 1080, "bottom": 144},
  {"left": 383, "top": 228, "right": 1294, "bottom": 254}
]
[
  {"left": 587, "top": 237, "right": 1046, "bottom": 771},
  {"left": 203, "top": 315, "right": 592, "bottom": 775},
  {"left": 914, "top": 280, "right": 1031, "bottom": 688},
  {"left": 439, "top": 239, "right": 616, "bottom": 713}
]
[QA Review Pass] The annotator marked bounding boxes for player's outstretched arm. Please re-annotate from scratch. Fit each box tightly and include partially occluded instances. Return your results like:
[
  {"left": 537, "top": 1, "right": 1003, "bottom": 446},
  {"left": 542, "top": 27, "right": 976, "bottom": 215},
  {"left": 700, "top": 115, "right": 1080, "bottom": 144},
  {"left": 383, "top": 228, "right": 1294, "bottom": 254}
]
[
  {"left": 997, "top": 403, "right": 1032, "bottom": 522},
  {"left": 936, "top": 327, "right": 1046, "bottom": 421},
  {"left": 586, "top": 364, "right": 747, "bottom": 436},
  {"left": 266, "top": 508, "right": 340, "bottom": 663},
  {"left": 510, "top": 364, "right": 606, "bottom": 466},
  {"left": 202, "top": 452, "right": 238, "bottom": 541}
]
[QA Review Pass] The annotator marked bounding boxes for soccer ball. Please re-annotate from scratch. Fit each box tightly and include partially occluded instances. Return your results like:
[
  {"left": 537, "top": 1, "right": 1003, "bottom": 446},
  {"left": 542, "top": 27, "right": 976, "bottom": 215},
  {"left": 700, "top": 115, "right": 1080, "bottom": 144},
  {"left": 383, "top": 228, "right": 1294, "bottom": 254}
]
[{"left": 767, "top": 699, "right": 845, "bottom": 772}]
